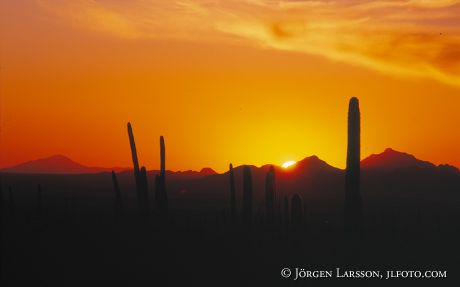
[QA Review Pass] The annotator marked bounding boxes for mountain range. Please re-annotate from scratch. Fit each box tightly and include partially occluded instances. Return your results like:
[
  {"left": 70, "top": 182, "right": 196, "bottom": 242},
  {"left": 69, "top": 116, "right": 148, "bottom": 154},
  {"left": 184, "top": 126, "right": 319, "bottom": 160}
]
[
  {"left": 0, "top": 155, "right": 128, "bottom": 174},
  {"left": 2, "top": 148, "right": 457, "bottom": 175}
]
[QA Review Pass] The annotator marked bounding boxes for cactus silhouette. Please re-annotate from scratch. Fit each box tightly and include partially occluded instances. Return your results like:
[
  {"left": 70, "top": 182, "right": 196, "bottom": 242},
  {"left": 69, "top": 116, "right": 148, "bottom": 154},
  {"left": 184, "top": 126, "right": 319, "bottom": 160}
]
[
  {"left": 111, "top": 171, "right": 123, "bottom": 211},
  {"left": 127, "top": 123, "right": 150, "bottom": 217},
  {"left": 127, "top": 122, "right": 141, "bottom": 203},
  {"left": 160, "top": 136, "right": 165, "bottom": 178},
  {"left": 229, "top": 163, "right": 236, "bottom": 222},
  {"left": 291, "top": 194, "right": 303, "bottom": 225},
  {"left": 265, "top": 166, "right": 276, "bottom": 224},
  {"left": 242, "top": 166, "right": 253, "bottom": 225},
  {"left": 155, "top": 136, "right": 168, "bottom": 217},
  {"left": 344, "top": 97, "right": 363, "bottom": 232},
  {"left": 139, "top": 166, "right": 149, "bottom": 214}
]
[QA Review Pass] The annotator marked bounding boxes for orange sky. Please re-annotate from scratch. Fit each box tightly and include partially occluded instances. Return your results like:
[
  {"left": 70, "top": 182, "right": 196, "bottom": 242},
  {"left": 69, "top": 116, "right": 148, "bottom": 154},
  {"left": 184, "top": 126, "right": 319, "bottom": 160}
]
[{"left": 0, "top": 0, "right": 459, "bottom": 172}]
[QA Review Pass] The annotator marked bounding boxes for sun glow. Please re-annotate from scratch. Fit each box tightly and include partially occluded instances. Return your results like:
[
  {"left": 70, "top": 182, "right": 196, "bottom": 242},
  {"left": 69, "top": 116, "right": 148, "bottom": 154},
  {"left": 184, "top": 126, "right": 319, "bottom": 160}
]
[{"left": 282, "top": 160, "right": 297, "bottom": 169}]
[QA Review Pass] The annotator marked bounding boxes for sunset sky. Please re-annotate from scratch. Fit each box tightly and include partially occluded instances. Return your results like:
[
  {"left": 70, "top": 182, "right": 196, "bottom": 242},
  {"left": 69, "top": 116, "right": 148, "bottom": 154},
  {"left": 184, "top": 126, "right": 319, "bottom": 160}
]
[{"left": 1, "top": 0, "right": 459, "bottom": 172}]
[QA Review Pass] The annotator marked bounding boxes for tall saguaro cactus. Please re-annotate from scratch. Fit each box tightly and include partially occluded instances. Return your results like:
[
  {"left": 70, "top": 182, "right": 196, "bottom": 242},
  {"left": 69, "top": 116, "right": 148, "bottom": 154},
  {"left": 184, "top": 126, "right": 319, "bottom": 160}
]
[
  {"left": 265, "top": 166, "right": 276, "bottom": 224},
  {"left": 160, "top": 136, "right": 165, "bottom": 178},
  {"left": 127, "top": 122, "right": 141, "bottom": 202},
  {"left": 344, "top": 97, "right": 363, "bottom": 232},
  {"left": 242, "top": 166, "right": 253, "bottom": 225},
  {"left": 229, "top": 163, "right": 236, "bottom": 222},
  {"left": 155, "top": 136, "right": 168, "bottom": 217},
  {"left": 127, "top": 123, "right": 150, "bottom": 217},
  {"left": 140, "top": 166, "right": 149, "bottom": 199}
]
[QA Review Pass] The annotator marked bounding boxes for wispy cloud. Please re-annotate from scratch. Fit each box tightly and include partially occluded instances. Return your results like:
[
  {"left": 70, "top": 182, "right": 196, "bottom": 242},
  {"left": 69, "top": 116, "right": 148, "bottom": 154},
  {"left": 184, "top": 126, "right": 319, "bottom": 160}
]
[{"left": 37, "top": 0, "right": 460, "bottom": 86}]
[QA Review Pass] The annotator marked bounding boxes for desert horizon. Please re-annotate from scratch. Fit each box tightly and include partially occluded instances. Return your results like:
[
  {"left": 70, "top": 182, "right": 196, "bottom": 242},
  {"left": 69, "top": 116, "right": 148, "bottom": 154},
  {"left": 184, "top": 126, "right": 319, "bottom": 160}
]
[{"left": 2, "top": 146, "right": 459, "bottom": 174}]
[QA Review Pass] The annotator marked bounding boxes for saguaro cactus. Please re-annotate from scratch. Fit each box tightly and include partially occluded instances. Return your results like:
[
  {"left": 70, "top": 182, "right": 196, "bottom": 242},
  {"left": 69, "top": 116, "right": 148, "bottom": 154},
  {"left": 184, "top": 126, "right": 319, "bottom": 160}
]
[
  {"left": 140, "top": 166, "right": 149, "bottom": 212},
  {"left": 155, "top": 136, "right": 168, "bottom": 217},
  {"left": 265, "top": 166, "right": 276, "bottom": 224},
  {"left": 229, "top": 163, "right": 236, "bottom": 222},
  {"left": 160, "top": 136, "right": 165, "bottom": 178},
  {"left": 127, "top": 123, "right": 150, "bottom": 217},
  {"left": 291, "top": 194, "right": 303, "bottom": 225},
  {"left": 127, "top": 122, "right": 141, "bottom": 202},
  {"left": 344, "top": 97, "right": 363, "bottom": 232},
  {"left": 111, "top": 171, "right": 123, "bottom": 210},
  {"left": 242, "top": 166, "right": 253, "bottom": 225}
]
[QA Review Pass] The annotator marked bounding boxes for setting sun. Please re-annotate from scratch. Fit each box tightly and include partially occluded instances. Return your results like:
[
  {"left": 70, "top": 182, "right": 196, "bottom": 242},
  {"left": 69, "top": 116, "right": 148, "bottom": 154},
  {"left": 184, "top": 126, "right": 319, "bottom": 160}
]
[{"left": 282, "top": 160, "right": 297, "bottom": 169}]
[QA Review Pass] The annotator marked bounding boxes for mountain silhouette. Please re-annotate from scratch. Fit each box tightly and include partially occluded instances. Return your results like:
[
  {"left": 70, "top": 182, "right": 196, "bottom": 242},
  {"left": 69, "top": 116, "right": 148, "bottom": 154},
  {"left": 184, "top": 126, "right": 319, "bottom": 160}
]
[
  {"left": 291, "top": 155, "right": 341, "bottom": 174},
  {"left": 1, "top": 155, "right": 127, "bottom": 174},
  {"left": 200, "top": 167, "right": 217, "bottom": 175},
  {"left": 2, "top": 148, "right": 458, "bottom": 177},
  {"left": 159, "top": 150, "right": 459, "bottom": 216},
  {"left": 361, "top": 148, "right": 458, "bottom": 172}
]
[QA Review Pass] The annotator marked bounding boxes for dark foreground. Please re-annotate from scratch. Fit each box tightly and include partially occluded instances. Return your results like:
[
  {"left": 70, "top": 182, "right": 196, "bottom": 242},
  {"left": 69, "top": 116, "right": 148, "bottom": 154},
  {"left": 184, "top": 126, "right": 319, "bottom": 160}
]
[
  {"left": 1, "top": 170, "right": 460, "bottom": 286},
  {"left": 2, "top": 204, "right": 460, "bottom": 286}
]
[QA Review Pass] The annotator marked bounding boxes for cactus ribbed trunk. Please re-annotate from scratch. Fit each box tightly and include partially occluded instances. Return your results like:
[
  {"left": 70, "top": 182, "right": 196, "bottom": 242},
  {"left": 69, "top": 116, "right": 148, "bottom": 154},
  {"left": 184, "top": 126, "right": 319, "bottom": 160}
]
[
  {"left": 127, "top": 122, "right": 141, "bottom": 202},
  {"left": 345, "top": 97, "right": 363, "bottom": 232},
  {"left": 265, "top": 166, "right": 276, "bottom": 224},
  {"left": 242, "top": 166, "right": 253, "bottom": 225},
  {"left": 291, "top": 194, "right": 303, "bottom": 225},
  {"left": 111, "top": 171, "right": 123, "bottom": 211},
  {"left": 155, "top": 136, "right": 168, "bottom": 217},
  {"left": 229, "top": 163, "right": 236, "bottom": 222}
]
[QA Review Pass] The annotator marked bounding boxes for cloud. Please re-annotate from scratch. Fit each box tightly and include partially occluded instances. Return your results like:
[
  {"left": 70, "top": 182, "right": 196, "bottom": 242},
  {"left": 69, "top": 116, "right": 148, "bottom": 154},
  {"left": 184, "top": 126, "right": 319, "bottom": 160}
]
[{"left": 37, "top": 0, "right": 460, "bottom": 86}]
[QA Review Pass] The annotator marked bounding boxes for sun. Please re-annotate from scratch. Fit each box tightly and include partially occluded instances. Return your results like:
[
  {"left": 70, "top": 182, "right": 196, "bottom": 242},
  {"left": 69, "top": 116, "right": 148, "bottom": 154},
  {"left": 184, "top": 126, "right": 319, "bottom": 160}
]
[{"left": 282, "top": 160, "right": 297, "bottom": 169}]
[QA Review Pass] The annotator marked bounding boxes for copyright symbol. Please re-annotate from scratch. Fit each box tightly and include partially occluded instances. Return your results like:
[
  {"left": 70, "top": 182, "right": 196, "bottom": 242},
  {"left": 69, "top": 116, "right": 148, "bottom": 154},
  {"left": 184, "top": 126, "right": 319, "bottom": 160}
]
[{"left": 281, "top": 268, "right": 291, "bottom": 278}]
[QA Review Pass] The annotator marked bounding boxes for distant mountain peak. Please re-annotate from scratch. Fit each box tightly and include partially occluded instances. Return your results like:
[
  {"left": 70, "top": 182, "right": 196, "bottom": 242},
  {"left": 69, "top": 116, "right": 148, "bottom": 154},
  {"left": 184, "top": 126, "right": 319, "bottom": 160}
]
[
  {"left": 2, "top": 155, "right": 126, "bottom": 174},
  {"left": 200, "top": 167, "right": 217, "bottom": 175},
  {"left": 293, "top": 155, "right": 339, "bottom": 173},
  {"left": 362, "top": 148, "right": 435, "bottom": 170},
  {"left": 297, "top": 155, "right": 327, "bottom": 166}
]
